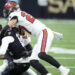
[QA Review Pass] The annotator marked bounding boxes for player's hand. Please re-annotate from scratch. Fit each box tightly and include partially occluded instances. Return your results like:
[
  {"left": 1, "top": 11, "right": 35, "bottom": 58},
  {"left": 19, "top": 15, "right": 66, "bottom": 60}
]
[
  {"left": 8, "top": 61, "right": 15, "bottom": 70},
  {"left": 53, "top": 31, "right": 63, "bottom": 40},
  {"left": 0, "top": 55, "right": 5, "bottom": 59},
  {"left": 22, "top": 50, "right": 32, "bottom": 58}
]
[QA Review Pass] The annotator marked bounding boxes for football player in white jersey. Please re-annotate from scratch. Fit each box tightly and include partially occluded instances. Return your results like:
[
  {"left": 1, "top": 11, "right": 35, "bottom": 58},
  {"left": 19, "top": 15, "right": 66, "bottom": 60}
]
[{"left": 1, "top": 1, "right": 70, "bottom": 75}]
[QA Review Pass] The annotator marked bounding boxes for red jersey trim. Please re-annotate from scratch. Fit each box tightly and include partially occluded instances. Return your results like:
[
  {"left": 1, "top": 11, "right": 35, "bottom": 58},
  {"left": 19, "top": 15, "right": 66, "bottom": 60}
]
[
  {"left": 19, "top": 25, "right": 31, "bottom": 34},
  {"left": 41, "top": 29, "right": 47, "bottom": 52}
]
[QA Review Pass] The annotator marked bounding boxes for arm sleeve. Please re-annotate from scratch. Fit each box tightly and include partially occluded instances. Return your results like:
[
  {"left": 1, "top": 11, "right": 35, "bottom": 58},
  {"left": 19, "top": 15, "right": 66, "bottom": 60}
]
[{"left": 0, "top": 36, "right": 14, "bottom": 55}]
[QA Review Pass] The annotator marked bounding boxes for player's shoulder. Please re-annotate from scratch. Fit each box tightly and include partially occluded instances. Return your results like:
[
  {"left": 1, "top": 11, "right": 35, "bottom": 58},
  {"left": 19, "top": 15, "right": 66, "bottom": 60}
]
[
  {"left": 9, "top": 11, "right": 21, "bottom": 17},
  {"left": 8, "top": 11, "right": 22, "bottom": 21}
]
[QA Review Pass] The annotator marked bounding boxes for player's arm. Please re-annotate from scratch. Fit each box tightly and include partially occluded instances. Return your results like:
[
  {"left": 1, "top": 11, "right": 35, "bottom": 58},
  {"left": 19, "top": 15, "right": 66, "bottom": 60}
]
[
  {"left": 0, "top": 18, "right": 17, "bottom": 38},
  {"left": 0, "top": 55, "right": 5, "bottom": 59}
]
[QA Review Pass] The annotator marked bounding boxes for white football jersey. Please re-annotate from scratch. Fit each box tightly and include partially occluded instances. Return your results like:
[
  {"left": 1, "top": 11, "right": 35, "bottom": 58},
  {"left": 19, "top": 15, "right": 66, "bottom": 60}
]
[
  {"left": 16, "top": 34, "right": 31, "bottom": 47},
  {"left": 8, "top": 11, "right": 46, "bottom": 38}
]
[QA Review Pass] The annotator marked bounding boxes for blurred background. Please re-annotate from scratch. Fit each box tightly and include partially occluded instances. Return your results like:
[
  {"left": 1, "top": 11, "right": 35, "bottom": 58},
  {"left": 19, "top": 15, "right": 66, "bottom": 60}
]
[
  {"left": 0, "top": 0, "right": 75, "bottom": 75},
  {"left": 0, "top": 0, "right": 75, "bottom": 18}
]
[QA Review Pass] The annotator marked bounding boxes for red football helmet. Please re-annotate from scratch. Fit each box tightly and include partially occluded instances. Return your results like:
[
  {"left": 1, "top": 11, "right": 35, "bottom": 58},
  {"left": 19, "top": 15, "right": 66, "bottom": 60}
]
[{"left": 3, "top": 1, "right": 20, "bottom": 17}]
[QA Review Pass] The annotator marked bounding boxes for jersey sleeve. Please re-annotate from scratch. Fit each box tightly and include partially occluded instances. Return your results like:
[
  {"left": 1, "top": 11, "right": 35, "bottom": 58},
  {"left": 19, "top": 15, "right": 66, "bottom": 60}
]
[{"left": 8, "top": 11, "right": 26, "bottom": 24}]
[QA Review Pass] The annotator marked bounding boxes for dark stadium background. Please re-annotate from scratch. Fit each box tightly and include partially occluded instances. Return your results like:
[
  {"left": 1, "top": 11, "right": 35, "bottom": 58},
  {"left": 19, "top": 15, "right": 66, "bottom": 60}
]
[{"left": 0, "top": 0, "right": 75, "bottom": 19}]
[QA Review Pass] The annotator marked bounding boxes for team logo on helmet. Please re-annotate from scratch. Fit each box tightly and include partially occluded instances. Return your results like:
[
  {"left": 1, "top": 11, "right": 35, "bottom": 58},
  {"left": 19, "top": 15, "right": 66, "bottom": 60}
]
[
  {"left": 5, "top": 2, "right": 16, "bottom": 9},
  {"left": 3, "top": 1, "right": 20, "bottom": 18}
]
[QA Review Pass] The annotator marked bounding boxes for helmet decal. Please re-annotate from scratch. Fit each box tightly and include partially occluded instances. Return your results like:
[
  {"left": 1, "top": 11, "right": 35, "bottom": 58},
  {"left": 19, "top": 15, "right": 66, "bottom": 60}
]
[
  {"left": 5, "top": 2, "right": 16, "bottom": 9},
  {"left": 10, "top": 2, "right": 16, "bottom": 6},
  {"left": 3, "top": 2, "right": 20, "bottom": 18}
]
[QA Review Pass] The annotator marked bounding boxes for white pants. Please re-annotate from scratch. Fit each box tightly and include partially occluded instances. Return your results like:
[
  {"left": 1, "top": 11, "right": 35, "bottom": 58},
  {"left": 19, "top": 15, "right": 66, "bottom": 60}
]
[
  {"left": 30, "top": 27, "right": 54, "bottom": 60},
  {"left": 0, "top": 36, "right": 14, "bottom": 55}
]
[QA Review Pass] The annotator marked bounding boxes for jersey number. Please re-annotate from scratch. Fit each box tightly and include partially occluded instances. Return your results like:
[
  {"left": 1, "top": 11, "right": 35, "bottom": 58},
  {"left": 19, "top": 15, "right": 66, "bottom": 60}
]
[{"left": 21, "top": 11, "right": 35, "bottom": 23}]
